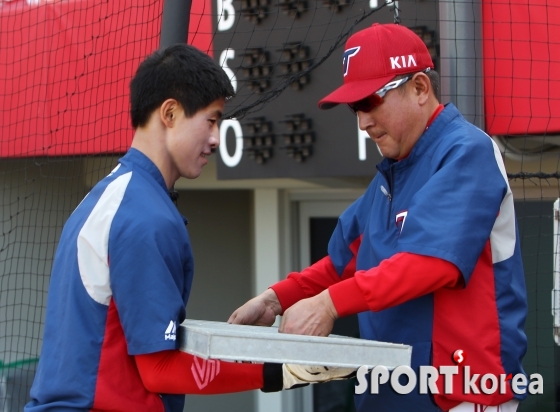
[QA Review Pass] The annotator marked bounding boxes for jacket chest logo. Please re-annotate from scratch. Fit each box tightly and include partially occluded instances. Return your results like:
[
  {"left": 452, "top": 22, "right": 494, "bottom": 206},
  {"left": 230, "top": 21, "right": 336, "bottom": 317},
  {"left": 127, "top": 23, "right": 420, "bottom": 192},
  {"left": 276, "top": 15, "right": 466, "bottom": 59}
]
[{"left": 395, "top": 210, "right": 408, "bottom": 232}]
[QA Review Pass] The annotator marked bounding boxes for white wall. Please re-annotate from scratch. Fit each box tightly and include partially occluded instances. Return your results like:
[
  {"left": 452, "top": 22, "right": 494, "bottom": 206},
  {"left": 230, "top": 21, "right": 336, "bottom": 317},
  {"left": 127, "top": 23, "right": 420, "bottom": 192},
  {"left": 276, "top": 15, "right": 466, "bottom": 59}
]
[{"left": 177, "top": 189, "right": 255, "bottom": 412}]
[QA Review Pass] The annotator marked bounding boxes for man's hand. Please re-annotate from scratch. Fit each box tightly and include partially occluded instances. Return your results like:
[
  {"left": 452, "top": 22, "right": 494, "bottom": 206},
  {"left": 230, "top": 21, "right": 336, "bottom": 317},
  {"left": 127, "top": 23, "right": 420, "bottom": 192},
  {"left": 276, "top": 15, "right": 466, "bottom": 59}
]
[
  {"left": 282, "top": 364, "right": 357, "bottom": 388},
  {"left": 228, "top": 289, "right": 282, "bottom": 326},
  {"left": 262, "top": 363, "right": 357, "bottom": 392},
  {"left": 279, "top": 290, "right": 338, "bottom": 336}
]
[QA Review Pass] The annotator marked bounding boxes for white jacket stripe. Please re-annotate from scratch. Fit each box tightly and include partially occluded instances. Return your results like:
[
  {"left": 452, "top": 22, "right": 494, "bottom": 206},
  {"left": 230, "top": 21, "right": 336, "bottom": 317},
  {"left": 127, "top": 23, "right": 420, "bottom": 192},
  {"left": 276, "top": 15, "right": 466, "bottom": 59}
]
[
  {"left": 77, "top": 172, "right": 132, "bottom": 305},
  {"left": 489, "top": 139, "right": 516, "bottom": 264}
]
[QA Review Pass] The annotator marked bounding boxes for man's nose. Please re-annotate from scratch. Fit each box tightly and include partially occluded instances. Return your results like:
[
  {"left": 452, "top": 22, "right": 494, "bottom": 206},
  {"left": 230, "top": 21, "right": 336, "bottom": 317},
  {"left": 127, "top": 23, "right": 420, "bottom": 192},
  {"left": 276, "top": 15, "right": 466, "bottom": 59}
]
[
  {"left": 209, "top": 128, "right": 220, "bottom": 148},
  {"left": 357, "top": 111, "right": 375, "bottom": 131}
]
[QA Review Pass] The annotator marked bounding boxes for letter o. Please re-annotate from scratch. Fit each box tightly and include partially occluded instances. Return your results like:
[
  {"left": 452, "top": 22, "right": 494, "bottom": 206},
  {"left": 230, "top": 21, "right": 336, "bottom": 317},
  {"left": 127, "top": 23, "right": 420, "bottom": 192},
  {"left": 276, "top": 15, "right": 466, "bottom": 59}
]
[
  {"left": 219, "top": 119, "right": 243, "bottom": 167},
  {"left": 391, "top": 365, "right": 416, "bottom": 395},
  {"left": 480, "top": 374, "right": 498, "bottom": 395}
]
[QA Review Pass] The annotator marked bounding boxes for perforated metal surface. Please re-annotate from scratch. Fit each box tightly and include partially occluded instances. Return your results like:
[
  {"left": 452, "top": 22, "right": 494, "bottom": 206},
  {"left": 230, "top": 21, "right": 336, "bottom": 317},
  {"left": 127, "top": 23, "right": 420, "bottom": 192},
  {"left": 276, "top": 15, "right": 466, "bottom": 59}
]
[{"left": 179, "top": 319, "right": 411, "bottom": 368}]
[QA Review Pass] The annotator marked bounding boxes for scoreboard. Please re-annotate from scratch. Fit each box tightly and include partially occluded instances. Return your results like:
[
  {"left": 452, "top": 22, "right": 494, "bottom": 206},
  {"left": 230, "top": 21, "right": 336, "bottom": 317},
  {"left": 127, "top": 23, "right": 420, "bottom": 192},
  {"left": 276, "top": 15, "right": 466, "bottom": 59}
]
[{"left": 213, "top": 0, "right": 440, "bottom": 179}]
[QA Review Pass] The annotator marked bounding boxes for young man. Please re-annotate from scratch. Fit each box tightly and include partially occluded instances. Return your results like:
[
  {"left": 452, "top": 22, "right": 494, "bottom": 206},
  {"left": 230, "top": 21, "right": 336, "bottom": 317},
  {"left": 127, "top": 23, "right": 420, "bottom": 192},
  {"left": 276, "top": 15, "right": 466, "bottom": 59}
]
[
  {"left": 26, "top": 44, "right": 353, "bottom": 412},
  {"left": 229, "top": 23, "right": 528, "bottom": 412}
]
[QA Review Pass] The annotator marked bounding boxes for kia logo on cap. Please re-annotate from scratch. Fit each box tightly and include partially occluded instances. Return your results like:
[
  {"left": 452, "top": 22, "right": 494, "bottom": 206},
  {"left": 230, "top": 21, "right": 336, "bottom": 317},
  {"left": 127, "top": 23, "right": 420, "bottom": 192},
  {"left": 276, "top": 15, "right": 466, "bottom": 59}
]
[{"left": 390, "top": 54, "right": 418, "bottom": 70}]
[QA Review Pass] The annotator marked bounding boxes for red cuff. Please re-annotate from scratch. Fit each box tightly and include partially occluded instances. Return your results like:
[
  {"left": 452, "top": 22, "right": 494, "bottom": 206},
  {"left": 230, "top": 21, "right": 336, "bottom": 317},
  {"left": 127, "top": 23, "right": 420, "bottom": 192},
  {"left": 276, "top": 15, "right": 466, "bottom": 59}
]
[
  {"left": 328, "top": 277, "right": 369, "bottom": 317},
  {"left": 270, "top": 277, "right": 308, "bottom": 313}
]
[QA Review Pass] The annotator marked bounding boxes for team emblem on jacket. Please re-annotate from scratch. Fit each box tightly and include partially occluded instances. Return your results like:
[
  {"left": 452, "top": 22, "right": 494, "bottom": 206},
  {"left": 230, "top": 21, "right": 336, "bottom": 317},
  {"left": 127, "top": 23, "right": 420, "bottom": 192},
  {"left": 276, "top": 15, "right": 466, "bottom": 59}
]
[{"left": 395, "top": 211, "right": 408, "bottom": 233}]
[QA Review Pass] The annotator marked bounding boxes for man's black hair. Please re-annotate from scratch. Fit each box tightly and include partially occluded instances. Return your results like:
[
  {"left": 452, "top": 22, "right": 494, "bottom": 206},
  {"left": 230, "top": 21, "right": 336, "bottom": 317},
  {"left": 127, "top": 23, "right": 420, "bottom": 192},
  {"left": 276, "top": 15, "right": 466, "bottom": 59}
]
[{"left": 130, "top": 44, "right": 235, "bottom": 128}]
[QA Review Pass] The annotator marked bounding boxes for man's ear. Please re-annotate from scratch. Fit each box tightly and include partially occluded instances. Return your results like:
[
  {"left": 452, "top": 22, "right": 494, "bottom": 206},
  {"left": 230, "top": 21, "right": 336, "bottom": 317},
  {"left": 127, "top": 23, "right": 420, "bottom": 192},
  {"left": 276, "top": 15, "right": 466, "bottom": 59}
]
[
  {"left": 160, "top": 98, "right": 180, "bottom": 128},
  {"left": 413, "top": 73, "right": 431, "bottom": 105}
]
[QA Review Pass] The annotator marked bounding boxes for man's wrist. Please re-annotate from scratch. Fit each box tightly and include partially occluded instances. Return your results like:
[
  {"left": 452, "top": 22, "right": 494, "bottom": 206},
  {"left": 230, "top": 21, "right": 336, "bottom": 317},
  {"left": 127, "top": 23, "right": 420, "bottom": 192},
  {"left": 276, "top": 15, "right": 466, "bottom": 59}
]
[
  {"left": 269, "top": 278, "right": 309, "bottom": 312},
  {"left": 328, "top": 277, "right": 369, "bottom": 317},
  {"left": 263, "top": 288, "right": 282, "bottom": 316},
  {"left": 319, "top": 289, "right": 339, "bottom": 321}
]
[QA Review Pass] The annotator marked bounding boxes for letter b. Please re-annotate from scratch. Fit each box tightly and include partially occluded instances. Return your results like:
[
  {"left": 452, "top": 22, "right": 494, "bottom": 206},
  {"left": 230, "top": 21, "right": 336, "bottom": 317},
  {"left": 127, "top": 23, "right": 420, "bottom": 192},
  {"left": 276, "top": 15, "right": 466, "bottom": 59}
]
[{"left": 218, "top": 0, "right": 235, "bottom": 31}]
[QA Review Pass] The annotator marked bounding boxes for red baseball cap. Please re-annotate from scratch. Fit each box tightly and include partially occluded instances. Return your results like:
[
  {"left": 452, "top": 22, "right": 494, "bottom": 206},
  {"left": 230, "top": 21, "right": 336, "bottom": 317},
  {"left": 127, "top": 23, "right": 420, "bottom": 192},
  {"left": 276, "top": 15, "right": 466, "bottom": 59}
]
[{"left": 318, "top": 23, "right": 434, "bottom": 110}]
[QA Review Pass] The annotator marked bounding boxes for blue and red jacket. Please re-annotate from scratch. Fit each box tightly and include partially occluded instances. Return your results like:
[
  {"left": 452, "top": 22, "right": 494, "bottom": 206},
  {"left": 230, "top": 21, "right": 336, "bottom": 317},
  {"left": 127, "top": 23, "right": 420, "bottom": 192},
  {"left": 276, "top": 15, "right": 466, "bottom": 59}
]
[
  {"left": 272, "top": 103, "right": 528, "bottom": 411},
  {"left": 26, "top": 149, "right": 265, "bottom": 411}
]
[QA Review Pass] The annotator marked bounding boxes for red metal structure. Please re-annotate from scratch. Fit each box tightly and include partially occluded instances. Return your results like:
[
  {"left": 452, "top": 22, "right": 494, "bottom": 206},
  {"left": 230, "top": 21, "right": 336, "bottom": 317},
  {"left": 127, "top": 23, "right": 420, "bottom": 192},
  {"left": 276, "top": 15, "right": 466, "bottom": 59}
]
[
  {"left": 482, "top": 0, "right": 560, "bottom": 136},
  {"left": 0, "top": 0, "right": 212, "bottom": 157},
  {"left": 2, "top": 0, "right": 558, "bottom": 156}
]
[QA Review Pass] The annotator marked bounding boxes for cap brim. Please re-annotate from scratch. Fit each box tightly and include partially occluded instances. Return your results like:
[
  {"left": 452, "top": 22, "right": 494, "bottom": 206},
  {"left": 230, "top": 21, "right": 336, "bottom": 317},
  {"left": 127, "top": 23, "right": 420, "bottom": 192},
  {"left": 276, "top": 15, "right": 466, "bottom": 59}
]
[{"left": 318, "top": 75, "right": 395, "bottom": 110}]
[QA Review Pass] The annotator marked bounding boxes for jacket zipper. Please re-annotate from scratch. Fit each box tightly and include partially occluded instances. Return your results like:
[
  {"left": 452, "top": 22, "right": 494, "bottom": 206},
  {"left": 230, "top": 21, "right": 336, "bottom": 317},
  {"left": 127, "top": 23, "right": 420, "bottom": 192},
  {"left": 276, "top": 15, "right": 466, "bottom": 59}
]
[{"left": 378, "top": 165, "right": 394, "bottom": 227}]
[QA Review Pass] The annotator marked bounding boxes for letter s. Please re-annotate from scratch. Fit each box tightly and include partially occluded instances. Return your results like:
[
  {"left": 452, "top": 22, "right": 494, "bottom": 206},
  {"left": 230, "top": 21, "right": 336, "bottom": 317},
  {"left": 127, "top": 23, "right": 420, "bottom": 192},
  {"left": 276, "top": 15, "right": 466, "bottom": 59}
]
[
  {"left": 355, "top": 366, "right": 369, "bottom": 395},
  {"left": 220, "top": 49, "right": 237, "bottom": 92}
]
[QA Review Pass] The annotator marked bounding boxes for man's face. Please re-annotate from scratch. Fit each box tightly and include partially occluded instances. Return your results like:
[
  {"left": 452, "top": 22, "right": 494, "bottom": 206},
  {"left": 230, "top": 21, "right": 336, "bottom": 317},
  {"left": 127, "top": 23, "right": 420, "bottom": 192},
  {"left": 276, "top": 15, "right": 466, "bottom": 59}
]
[
  {"left": 167, "top": 98, "right": 225, "bottom": 179},
  {"left": 355, "top": 75, "right": 424, "bottom": 160}
]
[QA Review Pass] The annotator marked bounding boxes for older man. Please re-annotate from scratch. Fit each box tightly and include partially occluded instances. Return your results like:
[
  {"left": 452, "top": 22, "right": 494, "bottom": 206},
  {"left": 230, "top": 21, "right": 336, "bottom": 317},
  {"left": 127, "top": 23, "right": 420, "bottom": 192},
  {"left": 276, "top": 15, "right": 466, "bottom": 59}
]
[{"left": 230, "top": 23, "right": 528, "bottom": 412}]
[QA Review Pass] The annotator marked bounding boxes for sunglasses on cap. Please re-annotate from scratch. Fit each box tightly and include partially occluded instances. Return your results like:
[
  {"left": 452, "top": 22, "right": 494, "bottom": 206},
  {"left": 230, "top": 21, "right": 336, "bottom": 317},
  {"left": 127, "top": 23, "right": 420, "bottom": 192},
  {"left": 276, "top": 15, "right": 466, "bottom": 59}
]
[{"left": 347, "top": 69, "right": 430, "bottom": 115}]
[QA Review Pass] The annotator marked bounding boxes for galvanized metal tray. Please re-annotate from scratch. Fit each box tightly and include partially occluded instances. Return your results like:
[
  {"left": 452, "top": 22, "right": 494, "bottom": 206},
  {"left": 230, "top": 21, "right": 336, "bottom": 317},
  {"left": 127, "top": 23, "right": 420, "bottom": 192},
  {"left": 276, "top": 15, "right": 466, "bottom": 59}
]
[{"left": 179, "top": 319, "right": 411, "bottom": 369}]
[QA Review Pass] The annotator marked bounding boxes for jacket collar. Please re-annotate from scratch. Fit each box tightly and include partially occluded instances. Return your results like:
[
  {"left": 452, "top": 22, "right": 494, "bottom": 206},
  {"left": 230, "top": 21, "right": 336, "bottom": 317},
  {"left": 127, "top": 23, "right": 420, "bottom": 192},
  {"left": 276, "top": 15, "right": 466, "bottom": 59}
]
[
  {"left": 118, "top": 148, "right": 168, "bottom": 193},
  {"left": 377, "top": 103, "right": 462, "bottom": 174}
]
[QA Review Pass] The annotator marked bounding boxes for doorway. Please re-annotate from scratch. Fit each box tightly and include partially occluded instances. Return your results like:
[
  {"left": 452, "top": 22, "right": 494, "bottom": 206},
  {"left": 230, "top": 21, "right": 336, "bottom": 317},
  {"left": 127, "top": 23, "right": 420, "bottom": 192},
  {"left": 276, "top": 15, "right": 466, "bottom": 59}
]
[{"left": 298, "top": 200, "right": 360, "bottom": 412}]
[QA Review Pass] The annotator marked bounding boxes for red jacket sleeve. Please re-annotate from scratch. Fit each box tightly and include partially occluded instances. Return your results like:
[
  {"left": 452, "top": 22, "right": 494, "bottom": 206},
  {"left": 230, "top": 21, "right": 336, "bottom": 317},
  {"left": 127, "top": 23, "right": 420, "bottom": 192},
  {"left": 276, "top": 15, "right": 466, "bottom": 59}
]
[
  {"left": 270, "top": 237, "right": 361, "bottom": 313},
  {"left": 135, "top": 350, "right": 264, "bottom": 394},
  {"left": 329, "top": 252, "right": 463, "bottom": 317}
]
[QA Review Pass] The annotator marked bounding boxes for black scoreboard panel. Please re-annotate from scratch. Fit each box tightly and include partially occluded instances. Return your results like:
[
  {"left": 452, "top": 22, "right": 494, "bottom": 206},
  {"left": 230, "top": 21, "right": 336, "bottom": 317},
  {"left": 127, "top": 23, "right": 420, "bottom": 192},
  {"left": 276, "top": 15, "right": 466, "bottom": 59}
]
[{"left": 214, "top": 0, "right": 439, "bottom": 179}]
